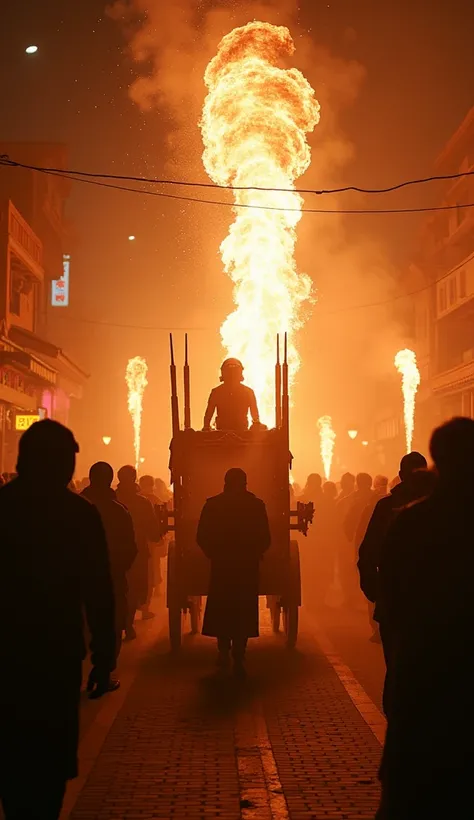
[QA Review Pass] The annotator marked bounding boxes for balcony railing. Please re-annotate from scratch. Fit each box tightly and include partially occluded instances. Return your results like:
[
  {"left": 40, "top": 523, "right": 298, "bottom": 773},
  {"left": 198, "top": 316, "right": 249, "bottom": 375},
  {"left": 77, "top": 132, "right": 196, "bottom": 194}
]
[{"left": 8, "top": 201, "right": 43, "bottom": 269}]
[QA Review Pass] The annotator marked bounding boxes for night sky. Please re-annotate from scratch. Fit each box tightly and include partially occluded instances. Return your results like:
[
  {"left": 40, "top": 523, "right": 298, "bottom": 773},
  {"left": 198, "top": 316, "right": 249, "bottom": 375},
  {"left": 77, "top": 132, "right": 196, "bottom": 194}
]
[{"left": 1, "top": 0, "right": 473, "bottom": 478}]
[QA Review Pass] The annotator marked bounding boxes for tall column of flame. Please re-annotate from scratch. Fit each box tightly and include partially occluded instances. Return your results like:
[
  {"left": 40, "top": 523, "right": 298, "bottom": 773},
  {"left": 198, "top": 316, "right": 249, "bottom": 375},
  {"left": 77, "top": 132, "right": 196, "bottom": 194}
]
[
  {"left": 395, "top": 349, "right": 420, "bottom": 453},
  {"left": 126, "top": 356, "right": 148, "bottom": 470},
  {"left": 317, "top": 415, "right": 336, "bottom": 480},
  {"left": 200, "top": 22, "right": 320, "bottom": 422}
]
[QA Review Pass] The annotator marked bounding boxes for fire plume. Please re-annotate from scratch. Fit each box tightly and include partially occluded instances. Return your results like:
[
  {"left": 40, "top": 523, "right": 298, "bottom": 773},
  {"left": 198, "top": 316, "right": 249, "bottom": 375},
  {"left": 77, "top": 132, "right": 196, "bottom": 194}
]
[
  {"left": 395, "top": 349, "right": 420, "bottom": 453},
  {"left": 317, "top": 415, "right": 336, "bottom": 480},
  {"left": 200, "top": 22, "right": 320, "bottom": 422},
  {"left": 126, "top": 356, "right": 148, "bottom": 470}
]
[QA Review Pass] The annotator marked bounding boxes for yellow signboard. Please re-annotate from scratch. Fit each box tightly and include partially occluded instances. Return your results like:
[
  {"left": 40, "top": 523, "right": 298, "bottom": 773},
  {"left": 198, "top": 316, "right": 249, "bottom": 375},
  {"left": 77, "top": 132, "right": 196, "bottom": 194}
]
[{"left": 15, "top": 414, "right": 40, "bottom": 431}]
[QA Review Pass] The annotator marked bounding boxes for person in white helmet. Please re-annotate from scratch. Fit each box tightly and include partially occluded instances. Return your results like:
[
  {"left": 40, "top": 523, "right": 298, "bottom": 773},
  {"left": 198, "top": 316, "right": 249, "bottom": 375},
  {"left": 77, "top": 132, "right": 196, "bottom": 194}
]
[{"left": 203, "top": 359, "right": 260, "bottom": 433}]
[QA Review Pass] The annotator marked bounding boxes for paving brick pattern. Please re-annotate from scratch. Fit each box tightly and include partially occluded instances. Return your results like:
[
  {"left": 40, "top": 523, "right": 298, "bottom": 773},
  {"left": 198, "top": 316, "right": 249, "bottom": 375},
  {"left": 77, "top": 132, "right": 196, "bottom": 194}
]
[{"left": 70, "top": 614, "right": 382, "bottom": 820}]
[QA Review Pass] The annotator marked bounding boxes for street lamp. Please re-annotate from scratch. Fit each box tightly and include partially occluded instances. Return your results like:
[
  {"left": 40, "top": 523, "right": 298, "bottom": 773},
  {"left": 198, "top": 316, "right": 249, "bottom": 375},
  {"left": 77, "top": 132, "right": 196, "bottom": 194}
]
[
  {"left": 139, "top": 457, "right": 145, "bottom": 464},
  {"left": 128, "top": 235, "right": 136, "bottom": 241},
  {"left": 361, "top": 440, "right": 369, "bottom": 447},
  {"left": 25, "top": 45, "right": 38, "bottom": 55},
  {"left": 102, "top": 436, "right": 111, "bottom": 446},
  {"left": 347, "top": 429, "right": 358, "bottom": 440}
]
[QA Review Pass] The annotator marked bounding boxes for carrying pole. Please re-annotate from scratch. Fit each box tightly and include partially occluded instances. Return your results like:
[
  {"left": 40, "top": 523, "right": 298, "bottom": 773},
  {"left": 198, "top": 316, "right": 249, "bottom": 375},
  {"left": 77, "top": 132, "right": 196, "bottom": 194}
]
[
  {"left": 169, "top": 333, "right": 180, "bottom": 436},
  {"left": 275, "top": 334, "right": 282, "bottom": 429},
  {"left": 282, "top": 332, "right": 289, "bottom": 445},
  {"left": 184, "top": 333, "right": 191, "bottom": 430}
]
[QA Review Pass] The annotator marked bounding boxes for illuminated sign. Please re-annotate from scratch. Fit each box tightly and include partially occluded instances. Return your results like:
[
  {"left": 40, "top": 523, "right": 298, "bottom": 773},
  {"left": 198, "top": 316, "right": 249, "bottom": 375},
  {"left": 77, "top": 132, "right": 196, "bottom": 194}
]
[
  {"left": 15, "top": 414, "right": 40, "bottom": 431},
  {"left": 51, "top": 254, "right": 70, "bottom": 307}
]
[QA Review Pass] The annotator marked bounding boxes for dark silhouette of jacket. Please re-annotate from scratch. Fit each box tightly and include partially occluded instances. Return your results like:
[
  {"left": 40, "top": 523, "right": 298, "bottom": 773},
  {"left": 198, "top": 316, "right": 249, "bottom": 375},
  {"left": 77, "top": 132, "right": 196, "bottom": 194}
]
[
  {"left": 197, "top": 489, "right": 270, "bottom": 638},
  {"left": 377, "top": 488, "right": 474, "bottom": 817},
  {"left": 0, "top": 478, "right": 116, "bottom": 786},
  {"left": 344, "top": 488, "right": 376, "bottom": 543},
  {"left": 81, "top": 485, "right": 137, "bottom": 634},
  {"left": 203, "top": 383, "right": 259, "bottom": 432},
  {"left": 116, "top": 483, "right": 161, "bottom": 606},
  {"left": 358, "top": 482, "right": 422, "bottom": 616}
]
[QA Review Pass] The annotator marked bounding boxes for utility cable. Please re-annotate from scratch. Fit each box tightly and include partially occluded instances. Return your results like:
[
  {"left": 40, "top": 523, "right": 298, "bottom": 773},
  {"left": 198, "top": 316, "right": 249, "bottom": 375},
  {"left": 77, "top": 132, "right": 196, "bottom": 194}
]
[
  {"left": 1, "top": 155, "right": 473, "bottom": 196},
  {"left": 7, "top": 163, "right": 474, "bottom": 216}
]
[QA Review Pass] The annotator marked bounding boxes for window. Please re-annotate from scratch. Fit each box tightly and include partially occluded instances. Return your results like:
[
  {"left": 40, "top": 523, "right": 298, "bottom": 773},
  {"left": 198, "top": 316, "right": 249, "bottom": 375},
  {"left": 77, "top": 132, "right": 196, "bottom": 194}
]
[
  {"left": 460, "top": 268, "right": 467, "bottom": 298},
  {"left": 449, "top": 277, "right": 457, "bottom": 305},
  {"left": 439, "top": 285, "right": 447, "bottom": 313}
]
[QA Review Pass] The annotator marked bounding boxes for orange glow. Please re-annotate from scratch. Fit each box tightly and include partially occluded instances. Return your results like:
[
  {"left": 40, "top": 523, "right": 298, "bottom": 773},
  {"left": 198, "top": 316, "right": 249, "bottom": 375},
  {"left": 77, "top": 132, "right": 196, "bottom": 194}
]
[
  {"left": 395, "top": 348, "right": 420, "bottom": 453},
  {"left": 125, "top": 356, "right": 148, "bottom": 469},
  {"left": 200, "top": 22, "right": 320, "bottom": 422},
  {"left": 317, "top": 415, "right": 336, "bottom": 480}
]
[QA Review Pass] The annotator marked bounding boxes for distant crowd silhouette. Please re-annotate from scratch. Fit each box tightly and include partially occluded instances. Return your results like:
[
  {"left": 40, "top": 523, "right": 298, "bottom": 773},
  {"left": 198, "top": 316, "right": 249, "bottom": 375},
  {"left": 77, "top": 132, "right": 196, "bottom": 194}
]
[{"left": 0, "top": 416, "right": 472, "bottom": 819}]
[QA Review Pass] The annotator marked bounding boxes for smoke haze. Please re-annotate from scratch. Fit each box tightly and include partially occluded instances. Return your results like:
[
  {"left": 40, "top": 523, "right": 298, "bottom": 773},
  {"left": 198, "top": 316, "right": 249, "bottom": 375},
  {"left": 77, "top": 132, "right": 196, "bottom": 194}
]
[{"left": 108, "top": 0, "right": 407, "bottom": 480}]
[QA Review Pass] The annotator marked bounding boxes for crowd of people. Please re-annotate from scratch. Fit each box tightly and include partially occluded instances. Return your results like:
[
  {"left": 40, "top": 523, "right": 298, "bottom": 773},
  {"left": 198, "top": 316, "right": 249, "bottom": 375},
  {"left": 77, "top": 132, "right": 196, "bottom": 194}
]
[{"left": 1, "top": 415, "right": 473, "bottom": 819}]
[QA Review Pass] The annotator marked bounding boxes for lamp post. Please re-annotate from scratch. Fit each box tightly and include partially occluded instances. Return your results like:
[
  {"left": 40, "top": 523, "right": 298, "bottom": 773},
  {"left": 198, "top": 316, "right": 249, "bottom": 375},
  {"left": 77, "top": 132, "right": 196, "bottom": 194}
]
[
  {"left": 347, "top": 429, "right": 358, "bottom": 440},
  {"left": 102, "top": 436, "right": 111, "bottom": 446}
]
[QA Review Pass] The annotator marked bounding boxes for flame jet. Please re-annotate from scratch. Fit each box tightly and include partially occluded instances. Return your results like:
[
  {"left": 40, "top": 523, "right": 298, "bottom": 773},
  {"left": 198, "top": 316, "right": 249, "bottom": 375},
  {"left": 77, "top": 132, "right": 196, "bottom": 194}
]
[
  {"left": 201, "top": 22, "right": 320, "bottom": 422},
  {"left": 317, "top": 415, "right": 336, "bottom": 480},
  {"left": 126, "top": 356, "right": 148, "bottom": 470},
  {"left": 395, "top": 349, "right": 420, "bottom": 453}
]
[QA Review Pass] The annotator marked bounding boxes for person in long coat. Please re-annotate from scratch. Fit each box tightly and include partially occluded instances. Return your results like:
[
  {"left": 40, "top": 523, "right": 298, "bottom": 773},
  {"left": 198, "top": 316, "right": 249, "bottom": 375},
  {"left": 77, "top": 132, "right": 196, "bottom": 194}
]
[
  {"left": 116, "top": 465, "right": 162, "bottom": 639},
  {"left": 376, "top": 418, "right": 474, "bottom": 819},
  {"left": 82, "top": 462, "right": 137, "bottom": 656},
  {"left": 197, "top": 467, "right": 271, "bottom": 677},
  {"left": 0, "top": 421, "right": 116, "bottom": 820}
]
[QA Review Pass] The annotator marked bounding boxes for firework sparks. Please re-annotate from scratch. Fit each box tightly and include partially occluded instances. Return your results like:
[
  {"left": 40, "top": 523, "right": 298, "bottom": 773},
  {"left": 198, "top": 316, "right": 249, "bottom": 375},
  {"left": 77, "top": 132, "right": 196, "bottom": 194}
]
[
  {"left": 395, "top": 349, "right": 420, "bottom": 453},
  {"left": 200, "top": 22, "right": 320, "bottom": 422},
  {"left": 126, "top": 356, "right": 148, "bottom": 470},
  {"left": 317, "top": 416, "right": 336, "bottom": 480}
]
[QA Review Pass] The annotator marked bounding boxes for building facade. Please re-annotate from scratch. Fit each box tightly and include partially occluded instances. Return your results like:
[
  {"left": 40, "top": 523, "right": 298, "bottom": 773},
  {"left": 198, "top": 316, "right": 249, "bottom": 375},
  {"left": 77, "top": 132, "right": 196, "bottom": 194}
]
[
  {"left": 374, "top": 106, "right": 474, "bottom": 468},
  {"left": 0, "top": 144, "right": 86, "bottom": 472}
]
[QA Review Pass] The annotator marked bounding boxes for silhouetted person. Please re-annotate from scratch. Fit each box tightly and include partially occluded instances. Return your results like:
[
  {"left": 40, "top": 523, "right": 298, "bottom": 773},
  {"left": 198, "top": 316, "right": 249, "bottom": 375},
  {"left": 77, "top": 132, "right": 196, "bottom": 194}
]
[
  {"left": 376, "top": 419, "right": 474, "bottom": 819},
  {"left": 203, "top": 358, "right": 260, "bottom": 432},
  {"left": 82, "top": 462, "right": 137, "bottom": 656},
  {"left": 138, "top": 474, "right": 168, "bottom": 612},
  {"left": 116, "top": 465, "right": 161, "bottom": 639},
  {"left": 357, "top": 452, "right": 428, "bottom": 659},
  {"left": 354, "top": 475, "right": 389, "bottom": 641},
  {"left": 301, "top": 473, "right": 324, "bottom": 507},
  {"left": 339, "top": 473, "right": 373, "bottom": 607},
  {"left": 0, "top": 421, "right": 116, "bottom": 820},
  {"left": 197, "top": 468, "right": 271, "bottom": 677},
  {"left": 312, "top": 481, "right": 339, "bottom": 606}
]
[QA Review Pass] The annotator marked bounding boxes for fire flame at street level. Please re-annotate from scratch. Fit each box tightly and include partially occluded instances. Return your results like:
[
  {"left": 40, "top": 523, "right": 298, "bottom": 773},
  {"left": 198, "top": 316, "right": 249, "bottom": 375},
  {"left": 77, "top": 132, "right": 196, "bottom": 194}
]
[
  {"left": 125, "top": 356, "right": 148, "bottom": 470},
  {"left": 317, "top": 416, "right": 336, "bottom": 480},
  {"left": 395, "top": 349, "right": 421, "bottom": 453},
  {"left": 201, "top": 22, "right": 320, "bottom": 422}
]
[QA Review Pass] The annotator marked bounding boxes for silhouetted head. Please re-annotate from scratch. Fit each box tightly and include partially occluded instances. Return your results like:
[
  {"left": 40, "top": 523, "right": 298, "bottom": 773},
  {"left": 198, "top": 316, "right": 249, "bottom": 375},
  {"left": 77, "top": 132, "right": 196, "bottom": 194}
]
[
  {"left": 17, "top": 419, "right": 78, "bottom": 487},
  {"left": 374, "top": 474, "right": 389, "bottom": 493},
  {"left": 356, "top": 472, "right": 372, "bottom": 491},
  {"left": 340, "top": 472, "right": 355, "bottom": 494},
  {"left": 89, "top": 461, "right": 114, "bottom": 489},
  {"left": 399, "top": 451, "right": 427, "bottom": 482},
  {"left": 430, "top": 417, "right": 474, "bottom": 484},
  {"left": 154, "top": 477, "right": 170, "bottom": 502},
  {"left": 117, "top": 465, "right": 137, "bottom": 486},
  {"left": 139, "top": 474, "right": 154, "bottom": 494},
  {"left": 224, "top": 467, "right": 247, "bottom": 492},
  {"left": 305, "top": 473, "right": 322, "bottom": 493},
  {"left": 322, "top": 481, "right": 337, "bottom": 500},
  {"left": 220, "top": 358, "right": 244, "bottom": 385}
]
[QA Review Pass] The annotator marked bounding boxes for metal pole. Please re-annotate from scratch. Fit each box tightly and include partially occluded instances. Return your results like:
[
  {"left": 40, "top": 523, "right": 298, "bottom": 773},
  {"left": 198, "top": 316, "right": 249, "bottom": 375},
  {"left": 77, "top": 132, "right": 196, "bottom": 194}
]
[
  {"left": 184, "top": 333, "right": 191, "bottom": 430},
  {"left": 275, "top": 334, "right": 282, "bottom": 429},
  {"left": 282, "top": 332, "right": 289, "bottom": 445},
  {"left": 169, "top": 333, "right": 180, "bottom": 436}
]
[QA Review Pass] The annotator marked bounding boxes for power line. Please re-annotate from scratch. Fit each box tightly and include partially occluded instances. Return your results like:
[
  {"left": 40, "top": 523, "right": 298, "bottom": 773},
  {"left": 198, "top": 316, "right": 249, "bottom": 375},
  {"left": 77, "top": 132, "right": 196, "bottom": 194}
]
[
  {"left": 5, "top": 162, "right": 474, "bottom": 216},
  {"left": 52, "top": 314, "right": 208, "bottom": 330},
  {"left": 1, "top": 155, "right": 473, "bottom": 196}
]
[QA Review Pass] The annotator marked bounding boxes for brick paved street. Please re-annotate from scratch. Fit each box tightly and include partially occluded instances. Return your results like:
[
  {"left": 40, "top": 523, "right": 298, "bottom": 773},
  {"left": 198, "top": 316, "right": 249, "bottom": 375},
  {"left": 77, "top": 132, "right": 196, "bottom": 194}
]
[{"left": 61, "top": 602, "right": 384, "bottom": 820}]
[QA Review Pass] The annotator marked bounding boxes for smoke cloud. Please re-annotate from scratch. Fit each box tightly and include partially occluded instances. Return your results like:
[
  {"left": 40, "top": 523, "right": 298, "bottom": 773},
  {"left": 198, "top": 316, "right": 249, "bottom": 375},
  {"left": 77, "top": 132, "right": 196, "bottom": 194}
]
[{"left": 108, "top": 0, "right": 407, "bottom": 479}]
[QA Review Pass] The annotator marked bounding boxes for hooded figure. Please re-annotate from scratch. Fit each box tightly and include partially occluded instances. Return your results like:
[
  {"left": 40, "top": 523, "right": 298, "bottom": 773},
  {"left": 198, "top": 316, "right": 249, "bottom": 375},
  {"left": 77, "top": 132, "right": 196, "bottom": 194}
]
[
  {"left": 116, "top": 465, "right": 162, "bottom": 639},
  {"left": 203, "top": 359, "right": 260, "bottom": 433},
  {"left": 197, "top": 468, "right": 271, "bottom": 676},
  {"left": 0, "top": 421, "right": 116, "bottom": 820},
  {"left": 82, "top": 462, "right": 137, "bottom": 654},
  {"left": 376, "top": 419, "right": 474, "bottom": 819}
]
